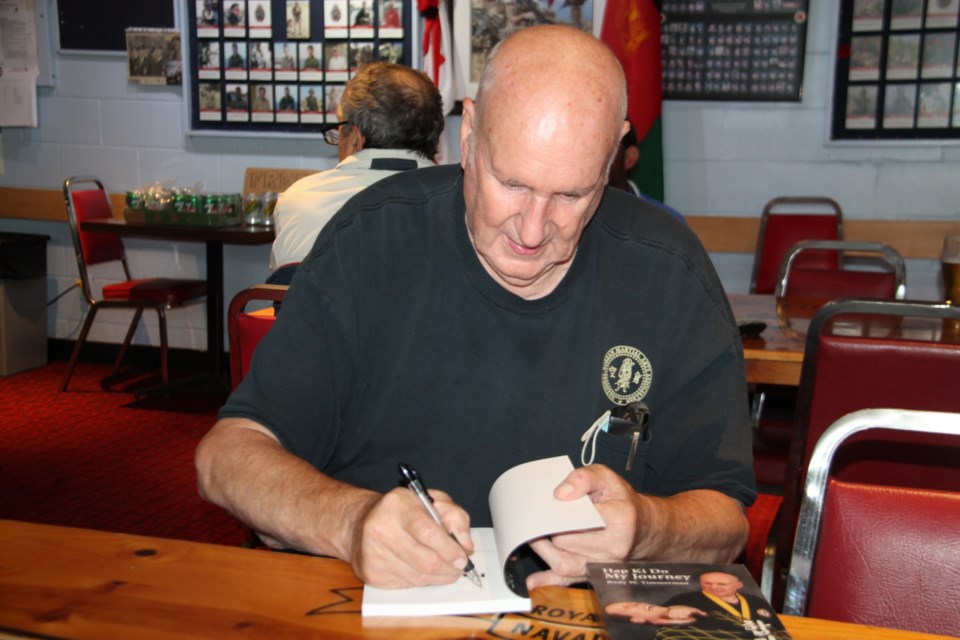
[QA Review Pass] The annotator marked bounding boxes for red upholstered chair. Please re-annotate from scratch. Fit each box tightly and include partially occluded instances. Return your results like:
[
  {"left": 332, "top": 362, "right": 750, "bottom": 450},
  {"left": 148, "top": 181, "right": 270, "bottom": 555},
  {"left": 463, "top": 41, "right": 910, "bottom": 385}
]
[
  {"left": 61, "top": 176, "right": 207, "bottom": 391},
  {"left": 227, "top": 284, "right": 287, "bottom": 389},
  {"left": 775, "top": 240, "right": 906, "bottom": 300},
  {"left": 783, "top": 408, "right": 960, "bottom": 637},
  {"left": 770, "top": 299, "right": 960, "bottom": 609},
  {"left": 741, "top": 492, "right": 782, "bottom": 600},
  {"left": 750, "top": 196, "right": 842, "bottom": 295},
  {"left": 753, "top": 241, "right": 907, "bottom": 488},
  {"left": 748, "top": 197, "right": 843, "bottom": 490}
]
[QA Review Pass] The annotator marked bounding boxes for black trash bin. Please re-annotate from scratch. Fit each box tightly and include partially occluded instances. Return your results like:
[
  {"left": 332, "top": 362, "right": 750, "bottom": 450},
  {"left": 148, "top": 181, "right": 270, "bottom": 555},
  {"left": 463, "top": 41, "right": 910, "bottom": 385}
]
[{"left": 0, "top": 232, "right": 50, "bottom": 375}]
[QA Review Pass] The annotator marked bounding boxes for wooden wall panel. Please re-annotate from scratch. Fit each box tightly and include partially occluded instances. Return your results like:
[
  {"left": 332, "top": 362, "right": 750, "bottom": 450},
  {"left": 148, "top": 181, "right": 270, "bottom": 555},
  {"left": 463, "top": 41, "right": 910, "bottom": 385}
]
[{"left": 3, "top": 185, "right": 958, "bottom": 259}]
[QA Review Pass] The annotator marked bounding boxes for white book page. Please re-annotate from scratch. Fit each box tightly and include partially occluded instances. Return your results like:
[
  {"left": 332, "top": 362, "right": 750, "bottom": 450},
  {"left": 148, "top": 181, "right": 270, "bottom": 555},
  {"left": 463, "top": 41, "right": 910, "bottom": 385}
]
[
  {"left": 489, "top": 455, "right": 606, "bottom": 577},
  {"left": 361, "top": 527, "right": 529, "bottom": 616}
]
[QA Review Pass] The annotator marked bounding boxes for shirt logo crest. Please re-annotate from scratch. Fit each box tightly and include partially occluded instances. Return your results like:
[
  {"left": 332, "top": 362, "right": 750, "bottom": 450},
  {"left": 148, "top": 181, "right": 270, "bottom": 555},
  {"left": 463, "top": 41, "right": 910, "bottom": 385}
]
[{"left": 602, "top": 345, "right": 652, "bottom": 405}]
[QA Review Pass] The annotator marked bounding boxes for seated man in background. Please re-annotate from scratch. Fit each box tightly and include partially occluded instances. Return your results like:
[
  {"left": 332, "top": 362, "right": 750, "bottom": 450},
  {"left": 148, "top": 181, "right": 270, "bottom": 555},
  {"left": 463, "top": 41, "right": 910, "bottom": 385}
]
[
  {"left": 197, "top": 25, "right": 753, "bottom": 592},
  {"left": 609, "top": 118, "right": 685, "bottom": 224},
  {"left": 267, "top": 61, "right": 444, "bottom": 284}
]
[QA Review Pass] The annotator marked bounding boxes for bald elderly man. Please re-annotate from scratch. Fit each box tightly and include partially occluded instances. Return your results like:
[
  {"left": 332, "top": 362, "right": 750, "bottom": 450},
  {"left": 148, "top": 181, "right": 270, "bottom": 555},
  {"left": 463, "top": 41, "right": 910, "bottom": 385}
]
[{"left": 196, "top": 25, "right": 754, "bottom": 592}]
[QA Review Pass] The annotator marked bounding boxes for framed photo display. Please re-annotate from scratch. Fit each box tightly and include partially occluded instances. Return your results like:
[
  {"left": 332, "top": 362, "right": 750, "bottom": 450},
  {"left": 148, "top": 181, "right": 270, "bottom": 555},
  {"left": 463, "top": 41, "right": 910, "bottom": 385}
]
[
  {"left": 660, "top": 1, "right": 810, "bottom": 101},
  {"left": 832, "top": 0, "right": 960, "bottom": 140},
  {"left": 187, "top": 0, "right": 411, "bottom": 134}
]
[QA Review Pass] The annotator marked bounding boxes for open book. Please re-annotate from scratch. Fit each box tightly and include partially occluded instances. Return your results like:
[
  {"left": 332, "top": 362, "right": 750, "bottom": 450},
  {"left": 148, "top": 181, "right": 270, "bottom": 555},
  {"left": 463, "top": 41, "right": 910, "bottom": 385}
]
[{"left": 361, "top": 455, "right": 605, "bottom": 617}]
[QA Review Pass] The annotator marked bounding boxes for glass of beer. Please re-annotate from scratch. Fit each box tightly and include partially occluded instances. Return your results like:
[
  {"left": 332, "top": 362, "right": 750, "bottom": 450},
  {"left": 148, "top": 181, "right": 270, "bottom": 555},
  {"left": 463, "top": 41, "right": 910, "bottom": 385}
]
[{"left": 942, "top": 235, "right": 960, "bottom": 305}]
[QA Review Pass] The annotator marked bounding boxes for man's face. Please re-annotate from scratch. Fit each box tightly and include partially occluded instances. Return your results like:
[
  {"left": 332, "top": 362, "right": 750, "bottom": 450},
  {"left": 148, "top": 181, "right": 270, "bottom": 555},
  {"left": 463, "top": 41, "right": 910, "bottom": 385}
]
[
  {"left": 459, "top": 99, "right": 611, "bottom": 300},
  {"left": 699, "top": 573, "right": 743, "bottom": 600}
]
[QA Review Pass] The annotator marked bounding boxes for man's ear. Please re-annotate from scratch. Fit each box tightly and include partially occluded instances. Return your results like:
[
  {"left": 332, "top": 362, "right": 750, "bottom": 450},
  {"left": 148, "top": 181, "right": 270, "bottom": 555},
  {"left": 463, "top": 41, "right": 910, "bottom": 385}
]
[
  {"left": 348, "top": 124, "right": 366, "bottom": 153},
  {"left": 459, "top": 98, "right": 476, "bottom": 168},
  {"left": 624, "top": 145, "right": 640, "bottom": 172}
]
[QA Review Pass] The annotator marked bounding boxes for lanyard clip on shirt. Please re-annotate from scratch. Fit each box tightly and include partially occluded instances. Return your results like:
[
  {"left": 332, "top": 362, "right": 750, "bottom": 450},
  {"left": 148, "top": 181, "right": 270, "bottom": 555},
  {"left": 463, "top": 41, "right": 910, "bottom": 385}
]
[{"left": 580, "top": 402, "right": 650, "bottom": 469}]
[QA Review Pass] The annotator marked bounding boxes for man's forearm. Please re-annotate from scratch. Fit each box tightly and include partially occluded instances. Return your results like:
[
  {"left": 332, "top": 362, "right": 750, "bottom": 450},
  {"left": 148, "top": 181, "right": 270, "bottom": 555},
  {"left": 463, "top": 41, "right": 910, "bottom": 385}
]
[
  {"left": 631, "top": 489, "right": 748, "bottom": 562},
  {"left": 195, "top": 418, "right": 378, "bottom": 559}
]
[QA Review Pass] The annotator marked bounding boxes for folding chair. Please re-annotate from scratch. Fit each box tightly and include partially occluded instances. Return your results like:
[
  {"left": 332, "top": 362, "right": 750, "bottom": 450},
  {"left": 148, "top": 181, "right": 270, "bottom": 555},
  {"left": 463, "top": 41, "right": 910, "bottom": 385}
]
[
  {"left": 750, "top": 196, "right": 842, "bottom": 295},
  {"left": 61, "top": 176, "right": 207, "bottom": 391},
  {"left": 784, "top": 408, "right": 960, "bottom": 637},
  {"left": 775, "top": 240, "right": 906, "bottom": 300},
  {"left": 753, "top": 240, "right": 907, "bottom": 488},
  {"left": 770, "top": 299, "right": 960, "bottom": 608}
]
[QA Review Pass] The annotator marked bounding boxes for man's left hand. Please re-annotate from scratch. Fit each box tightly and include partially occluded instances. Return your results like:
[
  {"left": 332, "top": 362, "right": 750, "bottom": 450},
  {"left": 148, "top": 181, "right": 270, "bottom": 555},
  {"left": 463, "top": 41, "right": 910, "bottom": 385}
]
[{"left": 526, "top": 464, "right": 642, "bottom": 590}]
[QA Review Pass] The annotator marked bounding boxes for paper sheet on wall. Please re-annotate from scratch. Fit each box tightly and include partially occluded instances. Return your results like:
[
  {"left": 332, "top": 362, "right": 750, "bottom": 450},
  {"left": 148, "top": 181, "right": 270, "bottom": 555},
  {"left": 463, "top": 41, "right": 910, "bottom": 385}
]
[{"left": 0, "top": 0, "right": 40, "bottom": 127}]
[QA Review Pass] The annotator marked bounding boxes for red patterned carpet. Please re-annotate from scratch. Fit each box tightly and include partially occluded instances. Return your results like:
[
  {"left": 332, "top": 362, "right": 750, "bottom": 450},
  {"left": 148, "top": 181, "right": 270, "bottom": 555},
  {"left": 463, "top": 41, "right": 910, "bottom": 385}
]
[{"left": 0, "top": 361, "right": 248, "bottom": 546}]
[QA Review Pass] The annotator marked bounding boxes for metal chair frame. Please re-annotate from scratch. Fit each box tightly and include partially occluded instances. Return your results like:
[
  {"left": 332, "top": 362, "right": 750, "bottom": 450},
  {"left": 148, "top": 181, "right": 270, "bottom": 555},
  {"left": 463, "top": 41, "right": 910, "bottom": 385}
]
[
  {"left": 775, "top": 239, "right": 907, "bottom": 299},
  {"left": 783, "top": 407, "right": 960, "bottom": 616}
]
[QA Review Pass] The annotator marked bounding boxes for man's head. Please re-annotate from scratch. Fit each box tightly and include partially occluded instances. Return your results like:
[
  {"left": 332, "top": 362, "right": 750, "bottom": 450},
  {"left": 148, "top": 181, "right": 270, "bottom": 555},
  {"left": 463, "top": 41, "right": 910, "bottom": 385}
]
[
  {"left": 258, "top": 86, "right": 266, "bottom": 96},
  {"left": 458, "top": 25, "right": 627, "bottom": 300},
  {"left": 698, "top": 572, "right": 743, "bottom": 601},
  {"left": 307, "top": 45, "right": 315, "bottom": 55},
  {"left": 336, "top": 61, "right": 444, "bottom": 161}
]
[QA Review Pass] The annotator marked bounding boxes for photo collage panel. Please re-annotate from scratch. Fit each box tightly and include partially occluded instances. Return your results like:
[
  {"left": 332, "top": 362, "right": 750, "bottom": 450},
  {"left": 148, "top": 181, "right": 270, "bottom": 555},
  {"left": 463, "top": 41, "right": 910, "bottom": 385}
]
[
  {"left": 190, "top": 0, "right": 408, "bottom": 130},
  {"left": 660, "top": 2, "right": 809, "bottom": 101},
  {"left": 835, "top": 0, "right": 960, "bottom": 139}
]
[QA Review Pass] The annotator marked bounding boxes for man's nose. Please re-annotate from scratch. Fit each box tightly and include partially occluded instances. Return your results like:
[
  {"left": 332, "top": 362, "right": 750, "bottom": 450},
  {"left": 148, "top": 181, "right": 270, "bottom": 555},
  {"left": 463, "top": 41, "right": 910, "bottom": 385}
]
[{"left": 516, "top": 196, "right": 551, "bottom": 248}]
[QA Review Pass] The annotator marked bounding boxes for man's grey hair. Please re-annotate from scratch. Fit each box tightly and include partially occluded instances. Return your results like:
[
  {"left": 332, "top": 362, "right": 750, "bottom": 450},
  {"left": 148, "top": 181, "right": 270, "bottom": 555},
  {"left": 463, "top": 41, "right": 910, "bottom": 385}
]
[{"left": 340, "top": 62, "right": 445, "bottom": 159}]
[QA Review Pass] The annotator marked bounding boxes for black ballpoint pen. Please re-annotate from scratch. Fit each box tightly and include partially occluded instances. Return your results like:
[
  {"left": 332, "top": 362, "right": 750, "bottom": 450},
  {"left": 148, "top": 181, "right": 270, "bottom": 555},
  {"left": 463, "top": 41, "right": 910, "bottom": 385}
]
[{"left": 397, "top": 463, "right": 483, "bottom": 588}]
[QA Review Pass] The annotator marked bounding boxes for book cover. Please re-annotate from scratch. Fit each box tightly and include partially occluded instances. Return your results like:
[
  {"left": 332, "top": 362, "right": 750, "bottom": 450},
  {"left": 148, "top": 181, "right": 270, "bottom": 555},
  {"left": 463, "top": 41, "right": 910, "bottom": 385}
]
[
  {"left": 361, "top": 456, "right": 605, "bottom": 617},
  {"left": 588, "top": 562, "right": 792, "bottom": 640}
]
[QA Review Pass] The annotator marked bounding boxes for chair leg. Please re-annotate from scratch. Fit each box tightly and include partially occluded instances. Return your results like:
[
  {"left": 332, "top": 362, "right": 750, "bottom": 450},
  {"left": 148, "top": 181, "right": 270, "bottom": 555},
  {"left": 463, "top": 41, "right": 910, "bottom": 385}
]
[
  {"left": 61, "top": 306, "right": 101, "bottom": 392},
  {"left": 112, "top": 308, "right": 145, "bottom": 377},
  {"left": 156, "top": 306, "right": 169, "bottom": 385}
]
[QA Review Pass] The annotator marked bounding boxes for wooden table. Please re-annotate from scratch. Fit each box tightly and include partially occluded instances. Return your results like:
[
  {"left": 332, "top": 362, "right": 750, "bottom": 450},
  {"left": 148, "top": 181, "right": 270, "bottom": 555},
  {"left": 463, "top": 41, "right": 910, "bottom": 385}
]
[
  {"left": 729, "top": 294, "right": 822, "bottom": 386},
  {"left": 79, "top": 220, "right": 274, "bottom": 387},
  {"left": 729, "top": 294, "right": 960, "bottom": 387},
  {"left": 0, "top": 519, "right": 952, "bottom": 640}
]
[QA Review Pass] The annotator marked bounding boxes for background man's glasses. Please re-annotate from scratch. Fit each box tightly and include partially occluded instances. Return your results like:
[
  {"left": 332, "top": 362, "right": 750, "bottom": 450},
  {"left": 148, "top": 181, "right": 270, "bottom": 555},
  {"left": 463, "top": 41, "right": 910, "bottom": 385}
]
[{"left": 323, "top": 122, "right": 349, "bottom": 145}]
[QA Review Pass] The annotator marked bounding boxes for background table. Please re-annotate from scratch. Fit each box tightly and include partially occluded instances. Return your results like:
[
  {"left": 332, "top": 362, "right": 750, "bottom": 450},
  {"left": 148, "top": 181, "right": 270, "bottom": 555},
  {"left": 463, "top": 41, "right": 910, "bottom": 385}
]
[
  {"left": 730, "top": 294, "right": 960, "bottom": 387},
  {"left": 0, "top": 519, "right": 953, "bottom": 640},
  {"left": 729, "top": 294, "right": 817, "bottom": 386},
  {"left": 80, "top": 220, "right": 274, "bottom": 386}
]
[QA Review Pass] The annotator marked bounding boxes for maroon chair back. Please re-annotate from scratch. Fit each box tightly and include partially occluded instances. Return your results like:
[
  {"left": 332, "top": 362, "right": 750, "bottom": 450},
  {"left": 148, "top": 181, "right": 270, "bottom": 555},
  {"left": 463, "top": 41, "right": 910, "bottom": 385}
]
[
  {"left": 228, "top": 285, "right": 288, "bottom": 389},
  {"left": 772, "top": 300, "right": 960, "bottom": 607},
  {"left": 784, "top": 267, "right": 897, "bottom": 300},
  {"left": 70, "top": 188, "right": 126, "bottom": 266},
  {"left": 807, "top": 479, "right": 960, "bottom": 635},
  {"left": 750, "top": 197, "right": 842, "bottom": 294}
]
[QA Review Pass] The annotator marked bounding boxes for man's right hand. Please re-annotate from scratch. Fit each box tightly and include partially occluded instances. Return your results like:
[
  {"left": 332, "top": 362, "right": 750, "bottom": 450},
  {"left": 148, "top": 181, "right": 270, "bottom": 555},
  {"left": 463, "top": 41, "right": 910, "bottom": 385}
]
[{"left": 348, "top": 486, "right": 475, "bottom": 589}]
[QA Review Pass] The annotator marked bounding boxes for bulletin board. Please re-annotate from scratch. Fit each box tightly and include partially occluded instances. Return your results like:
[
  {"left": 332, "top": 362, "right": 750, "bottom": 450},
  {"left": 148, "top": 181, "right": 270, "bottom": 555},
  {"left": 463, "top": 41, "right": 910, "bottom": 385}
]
[
  {"left": 660, "top": 1, "right": 809, "bottom": 102},
  {"left": 831, "top": 0, "right": 960, "bottom": 140},
  {"left": 58, "top": 0, "right": 176, "bottom": 52},
  {"left": 186, "top": 0, "right": 412, "bottom": 134}
]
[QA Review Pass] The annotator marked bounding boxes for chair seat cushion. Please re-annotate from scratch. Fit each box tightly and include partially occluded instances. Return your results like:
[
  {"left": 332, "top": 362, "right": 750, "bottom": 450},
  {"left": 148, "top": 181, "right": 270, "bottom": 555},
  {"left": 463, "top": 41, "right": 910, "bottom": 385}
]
[
  {"left": 808, "top": 480, "right": 960, "bottom": 636},
  {"left": 103, "top": 278, "right": 207, "bottom": 305}
]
